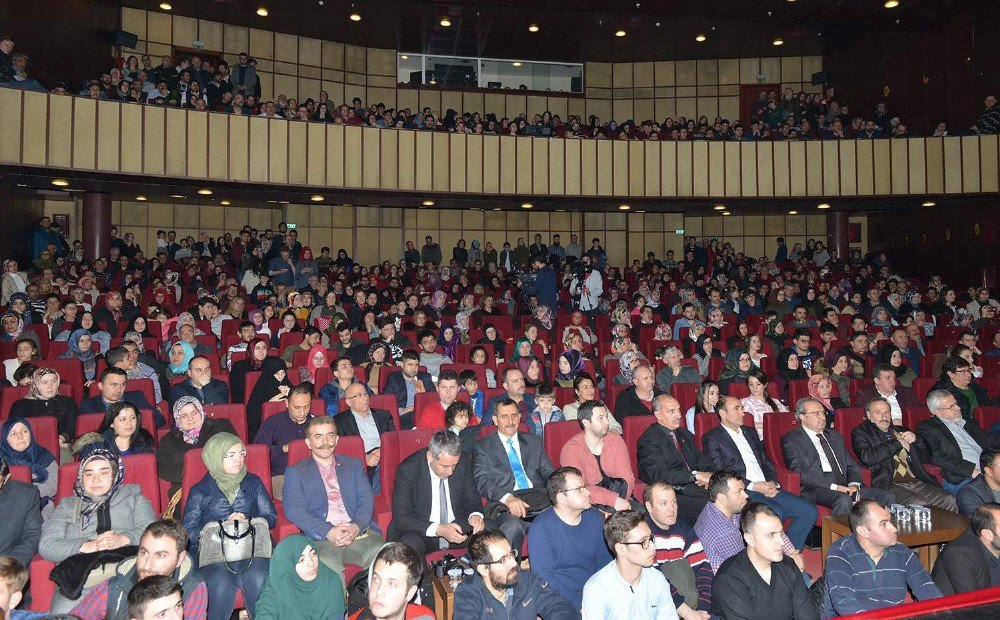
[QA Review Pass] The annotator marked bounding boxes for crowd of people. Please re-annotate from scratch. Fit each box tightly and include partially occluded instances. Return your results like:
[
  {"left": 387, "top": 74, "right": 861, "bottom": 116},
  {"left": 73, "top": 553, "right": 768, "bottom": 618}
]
[
  {"left": 3, "top": 37, "right": 1000, "bottom": 140},
  {"left": 0, "top": 209, "right": 999, "bottom": 620}
]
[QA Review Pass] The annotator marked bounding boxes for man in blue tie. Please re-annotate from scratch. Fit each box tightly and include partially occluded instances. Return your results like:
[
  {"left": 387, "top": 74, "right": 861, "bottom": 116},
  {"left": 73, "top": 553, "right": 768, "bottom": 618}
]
[{"left": 472, "top": 398, "right": 555, "bottom": 552}]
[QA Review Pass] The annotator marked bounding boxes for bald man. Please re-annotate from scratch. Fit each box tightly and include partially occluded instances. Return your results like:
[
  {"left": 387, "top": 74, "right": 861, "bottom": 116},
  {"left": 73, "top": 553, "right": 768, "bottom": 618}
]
[
  {"left": 335, "top": 382, "right": 396, "bottom": 491},
  {"left": 613, "top": 365, "right": 662, "bottom": 423}
]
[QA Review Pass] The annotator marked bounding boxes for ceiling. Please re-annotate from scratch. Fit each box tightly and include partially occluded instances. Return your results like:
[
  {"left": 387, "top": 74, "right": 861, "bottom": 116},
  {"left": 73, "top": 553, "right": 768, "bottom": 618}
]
[{"left": 120, "top": 0, "right": 971, "bottom": 63}]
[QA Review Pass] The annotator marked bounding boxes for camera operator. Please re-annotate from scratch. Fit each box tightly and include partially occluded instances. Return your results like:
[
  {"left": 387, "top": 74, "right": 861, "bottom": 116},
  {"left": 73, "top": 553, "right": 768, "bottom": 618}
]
[
  {"left": 570, "top": 254, "right": 603, "bottom": 315},
  {"left": 519, "top": 253, "right": 558, "bottom": 314}
]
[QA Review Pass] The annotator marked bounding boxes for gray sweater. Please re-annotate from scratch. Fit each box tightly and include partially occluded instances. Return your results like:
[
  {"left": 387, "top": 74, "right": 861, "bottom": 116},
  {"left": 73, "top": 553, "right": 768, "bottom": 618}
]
[{"left": 39, "top": 484, "right": 156, "bottom": 562}]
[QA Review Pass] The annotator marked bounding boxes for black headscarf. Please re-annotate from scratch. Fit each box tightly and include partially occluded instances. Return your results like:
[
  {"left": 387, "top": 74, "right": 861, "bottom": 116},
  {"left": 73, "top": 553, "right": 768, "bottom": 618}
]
[{"left": 245, "top": 356, "right": 293, "bottom": 439}]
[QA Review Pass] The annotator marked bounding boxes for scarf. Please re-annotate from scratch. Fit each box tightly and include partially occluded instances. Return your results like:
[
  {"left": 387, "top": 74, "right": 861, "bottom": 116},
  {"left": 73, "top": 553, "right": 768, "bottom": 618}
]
[
  {"left": 74, "top": 447, "right": 125, "bottom": 530},
  {"left": 246, "top": 335, "right": 270, "bottom": 370},
  {"left": 557, "top": 350, "right": 584, "bottom": 382},
  {"left": 430, "top": 291, "right": 448, "bottom": 312},
  {"left": 877, "top": 344, "right": 907, "bottom": 378},
  {"left": 719, "top": 348, "right": 752, "bottom": 383},
  {"left": 1, "top": 311, "right": 24, "bottom": 341},
  {"left": 618, "top": 350, "right": 638, "bottom": 383},
  {"left": 256, "top": 535, "right": 345, "bottom": 620},
  {"left": 172, "top": 396, "right": 206, "bottom": 445},
  {"left": 438, "top": 324, "right": 460, "bottom": 361},
  {"left": 27, "top": 367, "right": 60, "bottom": 400},
  {"left": 365, "top": 341, "right": 391, "bottom": 366},
  {"left": 168, "top": 341, "right": 195, "bottom": 373},
  {"left": 62, "top": 329, "right": 97, "bottom": 380},
  {"left": 305, "top": 344, "right": 327, "bottom": 381},
  {"left": 776, "top": 348, "right": 808, "bottom": 381},
  {"left": 201, "top": 432, "right": 246, "bottom": 505},
  {"left": 510, "top": 337, "right": 533, "bottom": 362},
  {"left": 807, "top": 374, "right": 835, "bottom": 411},
  {"left": 0, "top": 418, "right": 56, "bottom": 483},
  {"left": 536, "top": 307, "right": 554, "bottom": 331}
]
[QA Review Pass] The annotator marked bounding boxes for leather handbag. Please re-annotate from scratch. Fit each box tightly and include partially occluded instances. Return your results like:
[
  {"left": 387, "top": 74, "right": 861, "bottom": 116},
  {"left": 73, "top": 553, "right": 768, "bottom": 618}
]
[{"left": 198, "top": 518, "right": 272, "bottom": 574}]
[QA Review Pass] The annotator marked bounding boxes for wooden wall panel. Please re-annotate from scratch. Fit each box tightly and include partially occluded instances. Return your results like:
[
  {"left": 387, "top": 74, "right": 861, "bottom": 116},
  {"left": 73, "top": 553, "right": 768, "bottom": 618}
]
[
  {"left": 414, "top": 131, "right": 432, "bottom": 191},
  {"left": 961, "top": 136, "right": 981, "bottom": 193},
  {"left": 449, "top": 133, "right": 467, "bottom": 193},
  {"left": 343, "top": 125, "right": 362, "bottom": 187},
  {"left": 925, "top": 137, "right": 944, "bottom": 194},
  {"left": 596, "top": 141, "right": 613, "bottom": 196},
  {"left": 532, "top": 139, "right": 549, "bottom": 195},
  {"left": 612, "top": 141, "right": 628, "bottom": 197},
  {"left": 482, "top": 135, "right": 500, "bottom": 194},
  {"left": 723, "top": 142, "right": 740, "bottom": 197},
  {"left": 432, "top": 132, "right": 450, "bottom": 192},
  {"left": 821, "top": 141, "right": 839, "bottom": 196},
  {"left": 287, "top": 122, "right": 308, "bottom": 184},
  {"left": 788, "top": 141, "right": 806, "bottom": 196},
  {"left": 72, "top": 97, "right": 97, "bottom": 170},
  {"left": 120, "top": 103, "right": 143, "bottom": 174},
  {"left": 397, "top": 130, "right": 416, "bottom": 191},
  {"left": 362, "top": 127, "right": 380, "bottom": 188},
  {"left": 981, "top": 135, "right": 999, "bottom": 193},
  {"left": 547, "top": 138, "right": 564, "bottom": 196},
  {"left": 693, "top": 141, "right": 709, "bottom": 197},
  {"left": 580, "top": 141, "right": 597, "bottom": 196},
  {"left": 644, "top": 141, "right": 660, "bottom": 197},
  {"left": 141, "top": 106, "right": 165, "bottom": 175},
  {"left": 22, "top": 92, "right": 48, "bottom": 167},
  {"left": 676, "top": 142, "right": 693, "bottom": 196},
  {"left": 500, "top": 136, "right": 517, "bottom": 194},
  {"left": 856, "top": 140, "right": 874, "bottom": 195},
  {"left": 379, "top": 129, "right": 398, "bottom": 190},
  {"left": 516, "top": 137, "right": 533, "bottom": 195},
  {"left": 739, "top": 142, "right": 757, "bottom": 197},
  {"left": 890, "top": 138, "right": 909, "bottom": 195},
  {"left": 756, "top": 142, "right": 774, "bottom": 197},
  {"left": 907, "top": 139, "right": 926, "bottom": 195},
  {"left": 564, "top": 139, "right": 581, "bottom": 196},
  {"left": 306, "top": 123, "right": 326, "bottom": 186},
  {"left": 186, "top": 110, "right": 209, "bottom": 178},
  {"left": 248, "top": 117, "right": 268, "bottom": 182},
  {"left": 873, "top": 140, "right": 891, "bottom": 195},
  {"left": 805, "top": 141, "right": 823, "bottom": 196},
  {"left": 268, "top": 120, "right": 289, "bottom": 184},
  {"left": 838, "top": 142, "right": 857, "bottom": 196},
  {"left": 47, "top": 94, "right": 73, "bottom": 168}
]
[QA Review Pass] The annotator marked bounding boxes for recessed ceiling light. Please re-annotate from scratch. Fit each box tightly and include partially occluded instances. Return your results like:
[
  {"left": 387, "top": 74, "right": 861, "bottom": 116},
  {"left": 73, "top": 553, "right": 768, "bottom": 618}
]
[
  {"left": 256, "top": 7, "right": 268, "bottom": 16},
  {"left": 220, "top": 199, "right": 231, "bottom": 205},
  {"left": 772, "top": 37, "right": 784, "bottom": 46},
  {"left": 428, "top": 78, "right": 436, "bottom": 85},
  {"left": 788, "top": 210, "right": 798, "bottom": 215},
  {"left": 349, "top": 12, "right": 361, "bottom": 21},
  {"left": 619, "top": 204, "right": 630, "bottom": 210},
  {"left": 422, "top": 200, "right": 435, "bottom": 206},
  {"left": 615, "top": 29, "right": 627, "bottom": 37},
  {"left": 279, "top": 200, "right": 290, "bottom": 204},
  {"left": 521, "top": 202, "right": 533, "bottom": 209},
  {"left": 556, "top": 209, "right": 566, "bottom": 212},
  {"left": 884, "top": 0, "right": 899, "bottom": 7},
  {"left": 492, "top": 207, "right": 502, "bottom": 211},
  {"left": 817, "top": 203, "right": 830, "bottom": 209},
  {"left": 158, "top": 2, "right": 172, "bottom": 10},
  {"left": 197, "top": 188, "right": 212, "bottom": 195},
  {"left": 311, "top": 195, "right": 324, "bottom": 202},
  {"left": 695, "top": 33, "right": 707, "bottom": 42},
  {"left": 170, "top": 194, "right": 184, "bottom": 199},
  {"left": 722, "top": 211, "right": 731, "bottom": 215},
  {"left": 512, "top": 61, "right": 522, "bottom": 67},
  {"left": 713, "top": 204, "right": 726, "bottom": 210},
  {"left": 922, "top": 200, "right": 936, "bottom": 207},
  {"left": 400, "top": 55, "right": 408, "bottom": 60},
  {"left": 51, "top": 179, "right": 69, "bottom": 187},
  {"left": 136, "top": 195, "right": 147, "bottom": 201},
  {"left": 528, "top": 23, "right": 540, "bottom": 33},
  {"left": 439, "top": 16, "right": 452, "bottom": 27}
]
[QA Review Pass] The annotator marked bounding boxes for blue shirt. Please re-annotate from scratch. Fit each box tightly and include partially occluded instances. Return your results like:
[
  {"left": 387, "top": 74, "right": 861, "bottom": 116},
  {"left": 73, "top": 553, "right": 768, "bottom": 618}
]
[{"left": 527, "top": 507, "right": 612, "bottom": 609}]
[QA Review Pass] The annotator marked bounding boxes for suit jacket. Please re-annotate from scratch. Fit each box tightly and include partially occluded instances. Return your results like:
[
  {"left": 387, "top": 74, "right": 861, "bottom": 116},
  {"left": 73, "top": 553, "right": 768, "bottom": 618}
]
[
  {"left": 613, "top": 386, "right": 660, "bottom": 424},
  {"left": 956, "top": 476, "right": 997, "bottom": 516},
  {"left": 932, "top": 528, "right": 999, "bottom": 595},
  {"left": 485, "top": 392, "right": 536, "bottom": 420},
  {"left": 472, "top": 431, "right": 554, "bottom": 502},
  {"left": 637, "top": 423, "right": 715, "bottom": 485},
  {"left": 282, "top": 454, "right": 377, "bottom": 540},
  {"left": 387, "top": 448, "right": 482, "bottom": 540},
  {"left": 334, "top": 408, "right": 396, "bottom": 439},
  {"left": 916, "top": 416, "right": 991, "bottom": 484},
  {"left": 854, "top": 384, "right": 919, "bottom": 410},
  {"left": 0, "top": 479, "right": 42, "bottom": 567},
  {"left": 931, "top": 378, "right": 997, "bottom": 421},
  {"left": 702, "top": 424, "right": 778, "bottom": 488},
  {"left": 167, "top": 378, "right": 230, "bottom": 410},
  {"left": 781, "top": 426, "right": 863, "bottom": 491},
  {"left": 851, "top": 420, "right": 940, "bottom": 489},
  {"left": 80, "top": 391, "right": 160, "bottom": 426},
  {"left": 382, "top": 370, "right": 435, "bottom": 411}
]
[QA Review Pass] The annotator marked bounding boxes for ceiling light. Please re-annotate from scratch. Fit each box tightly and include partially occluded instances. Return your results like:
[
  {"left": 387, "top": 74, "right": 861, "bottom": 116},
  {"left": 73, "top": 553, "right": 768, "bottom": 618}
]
[
  {"left": 51, "top": 179, "right": 69, "bottom": 187},
  {"left": 492, "top": 207, "right": 502, "bottom": 211},
  {"left": 695, "top": 33, "right": 707, "bottom": 42},
  {"left": 884, "top": 0, "right": 899, "bottom": 7},
  {"left": 713, "top": 204, "right": 726, "bottom": 210},
  {"left": 422, "top": 200, "right": 435, "bottom": 206},
  {"left": 817, "top": 203, "right": 830, "bottom": 209},
  {"left": 170, "top": 194, "right": 184, "bottom": 199},
  {"left": 615, "top": 29, "right": 627, "bottom": 37},
  {"left": 220, "top": 199, "right": 231, "bottom": 205},
  {"left": 528, "top": 23, "right": 540, "bottom": 33},
  {"left": 619, "top": 204, "right": 631, "bottom": 210},
  {"left": 279, "top": 200, "right": 290, "bottom": 204},
  {"left": 136, "top": 195, "right": 147, "bottom": 201},
  {"left": 256, "top": 7, "right": 269, "bottom": 16},
  {"left": 521, "top": 202, "right": 533, "bottom": 209},
  {"left": 439, "top": 16, "right": 451, "bottom": 27},
  {"left": 400, "top": 55, "right": 408, "bottom": 60},
  {"left": 922, "top": 200, "right": 936, "bottom": 207},
  {"left": 428, "top": 78, "right": 436, "bottom": 85},
  {"left": 772, "top": 37, "right": 784, "bottom": 46},
  {"left": 788, "top": 210, "right": 798, "bottom": 215},
  {"left": 349, "top": 11, "right": 361, "bottom": 21},
  {"left": 311, "top": 195, "right": 324, "bottom": 202},
  {"left": 556, "top": 209, "right": 566, "bottom": 212},
  {"left": 158, "top": 2, "right": 172, "bottom": 10},
  {"left": 198, "top": 188, "right": 213, "bottom": 195},
  {"left": 512, "top": 62, "right": 522, "bottom": 67},
  {"left": 722, "top": 211, "right": 731, "bottom": 216}
]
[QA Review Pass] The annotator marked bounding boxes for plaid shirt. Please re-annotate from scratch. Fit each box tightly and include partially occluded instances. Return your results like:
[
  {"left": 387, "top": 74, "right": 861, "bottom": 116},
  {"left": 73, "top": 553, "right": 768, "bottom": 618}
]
[
  {"left": 72, "top": 579, "right": 208, "bottom": 620},
  {"left": 694, "top": 502, "right": 794, "bottom": 573}
]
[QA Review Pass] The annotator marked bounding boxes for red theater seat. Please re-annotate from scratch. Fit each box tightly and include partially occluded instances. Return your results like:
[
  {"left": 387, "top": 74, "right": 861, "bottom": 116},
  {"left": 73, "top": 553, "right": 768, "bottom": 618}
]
[
  {"left": 75, "top": 410, "right": 158, "bottom": 444},
  {"left": 203, "top": 404, "right": 250, "bottom": 443},
  {"left": 543, "top": 420, "right": 581, "bottom": 467},
  {"left": 622, "top": 415, "right": 656, "bottom": 477},
  {"left": 56, "top": 454, "right": 162, "bottom": 514}
]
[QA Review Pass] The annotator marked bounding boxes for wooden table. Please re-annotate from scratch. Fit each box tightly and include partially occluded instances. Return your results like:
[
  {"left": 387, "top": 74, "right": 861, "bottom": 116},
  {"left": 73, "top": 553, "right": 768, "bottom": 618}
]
[
  {"left": 431, "top": 574, "right": 456, "bottom": 620},
  {"left": 821, "top": 506, "right": 968, "bottom": 571}
]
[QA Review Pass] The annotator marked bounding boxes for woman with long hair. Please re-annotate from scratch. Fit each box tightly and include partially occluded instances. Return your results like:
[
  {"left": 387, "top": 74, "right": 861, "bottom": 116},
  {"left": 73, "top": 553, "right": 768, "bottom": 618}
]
[
  {"left": 97, "top": 401, "right": 154, "bottom": 456},
  {"left": 740, "top": 370, "right": 788, "bottom": 438},
  {"left": 685, "top": 380, "right": 720, "bottom": 433}
]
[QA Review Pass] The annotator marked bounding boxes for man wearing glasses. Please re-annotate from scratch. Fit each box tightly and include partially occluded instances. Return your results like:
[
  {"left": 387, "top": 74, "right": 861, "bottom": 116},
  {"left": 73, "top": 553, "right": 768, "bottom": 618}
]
[
  {"left": 916, "top": 389, "right": 991, "bottom": 496},
  {"left": 335, "top": 382, "right": 396, "bottom": 493},
  {"left": 581, "top": 510, "right": 678, "bottom": 619},
  {"left": 454, "top": 529, "right": 577, "bottom": 619}
]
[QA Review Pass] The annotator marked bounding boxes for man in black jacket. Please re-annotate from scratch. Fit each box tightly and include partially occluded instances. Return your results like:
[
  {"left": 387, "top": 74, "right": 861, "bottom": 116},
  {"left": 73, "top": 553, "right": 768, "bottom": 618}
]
[
  {"left": 958, "top": 448, "right": 1000, "bottom": 516},
  {"left": 92, "top": 291, "right": 138, "bottom": 338},
  {"left": 80, "top": 367, "right": 160, "bottom": 427},
  {"left": 637, "top": 395, "right": 716, "bottom": 524},
  {"left": 382, "top": 350, "right": 435, "bottom": 429},
  {"left": 916, "top": 389, "right": 992, "bottom": 496},
  {"left": 0, "top": 461, "right": 41, "bottom": 568},
  {"left": 518, "top": 254, "right": 557, "bottom": 314},
  {"left": 167, "top": 355, "right": 229, "bottom": 410},
  {"left": 930, "top": 356, "right": 998, "bottom": 422},
  {"left": 852, "top": 397, "right": 957, "bottom": 510},
  {"left": 388, "top": 431, "right": 488, "bottom": 559},
  {"left": 932, "top": 503, "right": 1000, "bottom": 594},
  {"left": 613, "top": 366, "right": 661, "bottom": 424},
  {"left": 335, "top": 382, "right": 396, "bottom": 490}
]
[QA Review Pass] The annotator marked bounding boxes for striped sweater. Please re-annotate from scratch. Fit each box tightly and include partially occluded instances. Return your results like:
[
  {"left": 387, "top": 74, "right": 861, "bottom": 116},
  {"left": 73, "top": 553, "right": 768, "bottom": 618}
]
[{"left": 647, "top": 517, "right": 714, "bottom": 611}]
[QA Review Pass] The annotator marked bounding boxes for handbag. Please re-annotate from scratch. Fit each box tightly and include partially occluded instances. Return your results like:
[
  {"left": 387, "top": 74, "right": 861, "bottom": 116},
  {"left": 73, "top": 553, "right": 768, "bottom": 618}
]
[{"left": 198, "top": 517, "right": 272, "bottom": 574}]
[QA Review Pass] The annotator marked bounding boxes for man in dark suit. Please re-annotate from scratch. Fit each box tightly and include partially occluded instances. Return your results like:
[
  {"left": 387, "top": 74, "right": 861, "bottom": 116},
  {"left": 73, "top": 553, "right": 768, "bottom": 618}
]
[
  {"left": 484, "top": 367, "right": 536, "bottom": 421},
  {"left": 852, "top": 396, "right": 957, "bottom": 511},
  {"left": 613, "top": 365, "right": 661, "bottom": 424},
  {"left": 916, "top": 389, "right": 992, "bottom": 496},
  {"left": 702, "top": 396, "right": 818, "bottom": 549},
  {"left": 781, "top": 397, "right": 894, "bottom": 514},
  {"left": 472, "top": 398, "right": 554, "bottom": 552},
  {"left": 932, "top": 503, "right": 1000, "bottom": 595},
  {"left": 282, "top": 415, "right": 385, "bottom": 582},
  {"left": 0, "top": 460, "right": 42, "bottom": 568},
  {"left": 382, "top": 350, "right": 435, "bottom": 429},
  {"left": 166, "top": 355, "right": 229, "bottom": 410},
  {"left": 388, "top": 430, "right": 489, "bottom": 559},
  {"left": 335, "top": 382, "right": 395, "bottom": 492},
  {"left": 637, "top": 394, "right": 716, "bottom": 525},
  {"left": 854, "top": 363, "right": 919, "bottom": 425},
  {"left": 957, "top": 448, "right": 1000, "bottom": 516},
  {"left": 79, "top": 367, "right": 160, "bottom": 427}
]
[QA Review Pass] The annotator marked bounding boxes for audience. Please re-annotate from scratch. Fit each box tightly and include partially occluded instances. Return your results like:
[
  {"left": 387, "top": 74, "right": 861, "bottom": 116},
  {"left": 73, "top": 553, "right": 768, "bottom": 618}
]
[
  {"left": 932, "top": 503, "right": 1000, "bottom": 594},
  {"left": 916, "top": 389, "right": 991, "bottom": 496},
  {"left": 253, "top": 534, "right": 346, "bottom": 620},
  {"left": 0, "top": 418, "right": 57, "bottom": 518},
  {"left": 346, "top": 542, "right": 434, "bottom": 620},
  {"left": 0, "top": 460, "right": 42, "bottom": 569}
]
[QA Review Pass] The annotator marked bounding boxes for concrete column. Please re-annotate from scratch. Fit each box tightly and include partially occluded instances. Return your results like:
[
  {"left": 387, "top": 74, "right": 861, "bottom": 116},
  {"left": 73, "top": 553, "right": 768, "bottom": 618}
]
[
  {"left": 826, "top": 211, "right": 849, "bottom": 262},
  {"left": 82, "top": 192, "right": 112, "bottom": 261}
]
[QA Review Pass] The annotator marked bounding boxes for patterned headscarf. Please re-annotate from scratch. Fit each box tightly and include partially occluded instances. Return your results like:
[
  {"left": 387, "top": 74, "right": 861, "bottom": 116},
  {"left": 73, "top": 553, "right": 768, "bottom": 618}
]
[
  {"left": 27, "top": 367, "right": 60, "bottom": 400},
  {"left": 365, "top": 341, "right": 391, "bottom": 365},
  {"left": 172, "top": 396, "right": 206, "bottom": 445},
  {"left": 536, "top": 307, "right": 554, "bottom": 331},
  {"left": 557, "top": 350, "right": 585, "bottom": 382},
  {"left": 0, "top": 418, "right": 56, "bottom": 483},
  {"left": 74, "top": 446, "right": 125, "bottom": 529},
  {"left": 617, "top": 350, "right": 638, "bottom": 384}
]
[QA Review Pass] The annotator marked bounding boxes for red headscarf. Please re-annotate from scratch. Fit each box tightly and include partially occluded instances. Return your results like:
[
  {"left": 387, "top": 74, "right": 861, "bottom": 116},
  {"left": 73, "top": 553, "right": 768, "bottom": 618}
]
[{"left": 246, "top": 335, "right": 270, "bottom": 370}]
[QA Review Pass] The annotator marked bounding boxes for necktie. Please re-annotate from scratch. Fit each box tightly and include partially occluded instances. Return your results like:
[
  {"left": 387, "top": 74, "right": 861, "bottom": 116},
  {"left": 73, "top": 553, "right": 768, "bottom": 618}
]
[
  {"left": 818, "top": 433, "right": 846, "bottom": 485},
  {"left": 506, "top": 438, "right": 531, "bottom": 490},
  {"left": 668, "top": 430, "right": 691, "bottom": 471},
  {"left": 439, "top": 477, "right": 449, "bottom": 524}
]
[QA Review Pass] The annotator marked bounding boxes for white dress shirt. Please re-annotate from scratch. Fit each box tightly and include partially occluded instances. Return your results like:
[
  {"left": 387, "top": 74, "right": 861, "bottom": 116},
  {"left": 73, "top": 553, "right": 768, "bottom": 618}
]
[
  {"left": 722, "top": 425, "right": 767, "bottom": 483},
  {"left": 804, "top": 427, "right": 856, "bottom": 491}
]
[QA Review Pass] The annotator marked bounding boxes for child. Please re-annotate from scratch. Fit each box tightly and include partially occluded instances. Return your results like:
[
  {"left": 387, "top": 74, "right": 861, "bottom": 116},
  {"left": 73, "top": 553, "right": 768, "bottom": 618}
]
[
  {"left": 446, "top": 401, "right": 479, "bottom": 453},
  {"left": 459, "top": 369, "right": 485, "bottom": 420},
  {"left": 156, "top": 229, "right": 168, "bottom": 251},
  {"left": 528, "top": 383, "right": 564, "bottom": 439}
]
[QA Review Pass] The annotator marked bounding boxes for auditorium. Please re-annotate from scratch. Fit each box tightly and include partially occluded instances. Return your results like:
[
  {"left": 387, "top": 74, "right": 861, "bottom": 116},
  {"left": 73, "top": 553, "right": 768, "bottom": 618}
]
[{"left": 0, "top": 0, "right": 999, "bottom": 618}]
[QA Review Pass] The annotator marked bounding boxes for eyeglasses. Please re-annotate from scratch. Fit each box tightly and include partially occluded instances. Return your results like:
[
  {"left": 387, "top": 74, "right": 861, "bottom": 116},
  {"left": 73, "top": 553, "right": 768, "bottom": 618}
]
[
  {"left": 346, "top": 393, "right": 370, "bottom": 400},
  {"left": 952, "top": 368, "right": 972, "bottom": 374},
  {"left": 559, "top": 486, "right": 588, "bottom": 495},
  {"left": 482, "top": 549, "right": 519, "bottom": 565},
  {"left": 620, "top": 536, "right": 655, "bottom": 550}
]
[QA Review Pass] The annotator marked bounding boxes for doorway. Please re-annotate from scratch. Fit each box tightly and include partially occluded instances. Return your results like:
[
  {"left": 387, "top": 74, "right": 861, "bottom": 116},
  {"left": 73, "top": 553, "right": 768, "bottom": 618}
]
[{"left": 739, "top": 84, "right": 780, "bottom": 125}]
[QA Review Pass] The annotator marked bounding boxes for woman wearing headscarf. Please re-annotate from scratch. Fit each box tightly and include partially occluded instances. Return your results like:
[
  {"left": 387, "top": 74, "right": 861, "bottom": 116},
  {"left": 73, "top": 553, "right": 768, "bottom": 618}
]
[
  {"left": 518, "top": 356, "right": 545, "bottom": 388},
  {"left": 299, "top": 344, "right": 328, "bottom": 384},
  {"left": 438, "top": 324, "right": 461, "bottom": 362},
  {"left": 253, "top": 534, "right": 345, "bottom": 620},
  {"left": 1, "top": 259, "right": 28, "bottom": 305},
  {"left": 10, "top": 366, "right": 79, "bottom": 446},
  {"left": 717, "top": 348, "right": 754, "bottom": 396},
  {"left": 1, "top": 311, "right": 40, "bottom": 351},
  {"left": 294, "top": 246, "right": 318, "bottom": 291},
  {"left": 65, "top": 310, "right": 112, "bottom": 353},
  {"left": 183, "top": 432, "right": 277, "bottom": 620},
  {"left": 772, "top": 349, "right": 809, "bottom": 402},
  {"left": 763, "top": 316, "right": 787, "bottom": 352},
  {"left": 97, "top": 401, "right": 154, "bottom": 457},
  {"left": 230, "top": 336, "right": 271, "bottom": 404},
  {"left": 477, "top": 323, "right": 507, "bottom": 360},
  {"left": 1, "top": 417, "right": 57, "bottom": 517},
  {"left": 59, "top": 328, "right": 101, "bottom": 384},
  {"left": 124, "top": 314, "right": 154, "bottom": 339},
  {"left": 877, "top": 343, "right": 917, "bottom": 388},
  {"left": 156, "top": 396, "right": 239, "bottom": 506},
  {"left": 870, "top": 306, "right": 897, "bottom": 337},
  {"left": 509, "top": 337, "right": 534, "bottom": 364},
  {"left": 454, "top": 309, "right": 474, "bottom": 344},
  {"left": 427, "top": 290, "right": 448, "bottom": 319},
  {"left": 555, "top": 350, "right": 585, "bottom": 388},
  {"left": 467, "top": 239, "right": 484, "bottom": 266},
  {"left": 361, "top": 341, "right": 391, "bottom": 393},
  {"left": 39, "top": 447, "right": 156, "bottom": 613},
  {"left": 245, "top": 356, "right": 293, "bottom": 440},
  {"left": 807, "top": 373, "right": 848, "bottom": 428},
  {"left": 613, "top": 349, "right": 639, "bottom": 386},
  {"left": 166, "top": 340, "right": 196, "bottom": 381}
]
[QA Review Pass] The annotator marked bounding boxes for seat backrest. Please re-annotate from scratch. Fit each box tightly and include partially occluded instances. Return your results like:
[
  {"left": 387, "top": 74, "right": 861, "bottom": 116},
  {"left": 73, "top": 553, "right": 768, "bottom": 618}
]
[
  {"left": 911, "top": 377, "right": 937, "bottom": 401},
  {"left": 622, "top": 415, "right": 656, "bottom": 476},
  {"left": 763, "top": 411, "right": 799, "bottom": 466},
  {"left": 335, "top": 395, "right": 401, "bottom": 429},
  {"left": 787, "top": 379, "right": 812, "bottom": 408},
  {"left": 75, "top": 410, "right": 157, "bottom": 444},
  {"left": 180, "top": 444, "right": 272, "bottom": 511},
  {"left": 542, "top": 420, "right": 581, "bottom": 467},
  {"left": 974, "top": 406, "right": 1000, "bottom": 434},
  {"left": 203, "top": 404, "right": 249, "bottom": 443},
  {"left": 833, "top": 408, "right": 867, "bottom": 461},
  {"left": 23, "top": 416, "right": 60, "bottom": 459},
  {"left": 243, "top": 371, "right": 262, "bottom": 404},
  {"left": 376, "top": 366, "right": 401, "bottom": 395},
  {"left": 380, "top": 429, "right": 436, "bottom": 502},
  {"left": 669, "top": 383, "right": 699, "bottom": 417},
  {"left": 126, "top": 378, "right": 157, "bottom": 407},
  {"left": 1, "top": 383, "right": 74, "bottom": 419},
  {"left": 7, "top": 465, "right": 31, "bottom": 484},
  {"left": 56, "top": 453, "right": 162, "bottom": 514},
  {"left": 902, "top": 406, "right": 932, "bottom": 430}
]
